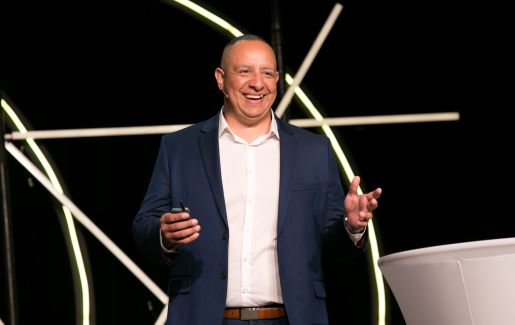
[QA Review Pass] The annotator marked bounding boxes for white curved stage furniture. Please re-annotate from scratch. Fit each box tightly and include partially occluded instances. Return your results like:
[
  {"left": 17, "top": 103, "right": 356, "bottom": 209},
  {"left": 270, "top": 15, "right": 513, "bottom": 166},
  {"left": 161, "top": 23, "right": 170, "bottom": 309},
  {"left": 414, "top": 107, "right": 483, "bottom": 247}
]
[{"left": 378, "top": 237, "right": 515, "bottom": 325}]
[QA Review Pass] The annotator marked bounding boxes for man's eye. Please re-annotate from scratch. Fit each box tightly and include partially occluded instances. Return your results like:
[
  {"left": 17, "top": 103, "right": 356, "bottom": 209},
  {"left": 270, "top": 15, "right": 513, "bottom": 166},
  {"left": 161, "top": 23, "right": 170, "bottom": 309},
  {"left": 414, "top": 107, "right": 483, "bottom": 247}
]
[
  {"left": 238, "top": 70, "right": 250, "bottom": 75},
  {"left": 263, "top": 71, "right": 275, "bottom": 78}
]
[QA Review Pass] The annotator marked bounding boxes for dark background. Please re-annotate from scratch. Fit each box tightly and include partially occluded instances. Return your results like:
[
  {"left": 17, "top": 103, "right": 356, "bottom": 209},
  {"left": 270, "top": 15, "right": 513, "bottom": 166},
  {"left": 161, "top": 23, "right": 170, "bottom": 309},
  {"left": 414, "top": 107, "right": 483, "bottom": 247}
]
[{"left": 0, "top": 0, "right": 512, "bottom": 324}]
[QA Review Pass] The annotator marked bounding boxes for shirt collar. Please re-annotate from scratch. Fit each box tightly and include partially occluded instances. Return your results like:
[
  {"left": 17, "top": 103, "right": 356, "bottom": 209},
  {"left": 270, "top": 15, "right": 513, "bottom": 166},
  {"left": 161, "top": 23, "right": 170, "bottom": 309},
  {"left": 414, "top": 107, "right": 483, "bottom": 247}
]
[{"left": 218, "top": 107, "right": 280, "bottom": 140}]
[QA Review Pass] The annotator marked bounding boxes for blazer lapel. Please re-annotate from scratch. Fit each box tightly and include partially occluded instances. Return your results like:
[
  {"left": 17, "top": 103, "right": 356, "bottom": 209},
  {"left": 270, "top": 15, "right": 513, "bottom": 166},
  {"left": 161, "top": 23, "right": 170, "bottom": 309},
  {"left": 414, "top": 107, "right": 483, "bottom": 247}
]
[
  {"left": 276, "top": 118, "right": 296, "bottom": 235},
  {"left": 198, "top": 115, "right": 228, "bottom": 227}
]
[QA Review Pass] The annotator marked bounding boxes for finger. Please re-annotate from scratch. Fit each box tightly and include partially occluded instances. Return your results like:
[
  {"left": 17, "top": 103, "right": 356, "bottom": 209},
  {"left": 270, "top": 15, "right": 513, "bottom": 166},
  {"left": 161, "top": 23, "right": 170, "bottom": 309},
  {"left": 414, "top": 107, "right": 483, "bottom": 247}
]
[
  {"left": 359, "top": 195, "right": 368, "bottom": 212},
  {"left": 364, "top": 188, "right": 382, "bottom": 201},
  {"left": 369, "top": 188, "right": 382, "bottom": 200},
  {"left": 166, "top": 225, "right": 201, "bottom": 242},
  {"left": 173, "top": 232, "right": 200, "bottom": 245},
  {"left": 163, "top": 218, "right": 198, "bottom": 233},
  {"left": 350, "top": 212, "right": 371, "bottom": 231},
  {"left": 348, "top": 176, "right": 361, "bottom": 196},
  {"left": 367, "top": 198, "right": 379, "bottom": 211},
  {"left": 163, "top": 212, "right": 190, "bottom": 224},
  {"left": 359, "top": 211, "right": 373, "bottom": 221}
]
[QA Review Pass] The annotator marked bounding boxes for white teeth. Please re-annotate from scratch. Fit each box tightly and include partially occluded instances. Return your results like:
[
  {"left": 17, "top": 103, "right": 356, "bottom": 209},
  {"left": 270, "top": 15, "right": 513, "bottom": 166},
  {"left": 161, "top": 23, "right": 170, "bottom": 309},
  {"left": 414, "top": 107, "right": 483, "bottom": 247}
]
[{"left": 245, "top": 94, "right": 264, "bottom": 99}]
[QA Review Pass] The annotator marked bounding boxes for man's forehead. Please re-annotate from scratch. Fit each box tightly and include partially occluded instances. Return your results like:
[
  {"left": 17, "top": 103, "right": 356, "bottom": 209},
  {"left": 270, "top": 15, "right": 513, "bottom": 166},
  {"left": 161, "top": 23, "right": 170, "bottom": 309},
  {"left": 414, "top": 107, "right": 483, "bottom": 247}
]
[{"left": 223, "top": 41, "right": 275, "bottom": 61}]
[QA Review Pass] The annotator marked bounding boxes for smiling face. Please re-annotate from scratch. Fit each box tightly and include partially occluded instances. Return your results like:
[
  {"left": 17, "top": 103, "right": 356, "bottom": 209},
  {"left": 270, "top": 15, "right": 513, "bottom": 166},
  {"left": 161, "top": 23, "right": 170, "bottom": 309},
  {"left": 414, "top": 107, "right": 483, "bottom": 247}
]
[{"left": 215, "top": 39, "right": 279, "bottom": 129}]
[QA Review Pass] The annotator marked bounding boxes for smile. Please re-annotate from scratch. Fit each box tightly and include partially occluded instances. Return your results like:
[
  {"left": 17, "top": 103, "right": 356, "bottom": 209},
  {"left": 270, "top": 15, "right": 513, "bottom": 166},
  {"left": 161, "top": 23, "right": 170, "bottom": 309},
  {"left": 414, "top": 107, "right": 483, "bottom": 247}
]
[{"left": 245, "top": 94, "right": 265, "bottom": 99}]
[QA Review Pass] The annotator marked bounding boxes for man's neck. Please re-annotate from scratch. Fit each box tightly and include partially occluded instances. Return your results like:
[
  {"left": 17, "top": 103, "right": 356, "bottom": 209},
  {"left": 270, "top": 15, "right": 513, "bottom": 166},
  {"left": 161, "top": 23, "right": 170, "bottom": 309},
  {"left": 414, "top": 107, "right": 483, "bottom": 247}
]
[
  {"left": 231, "top": 124, "right": 270, "bottom": 143},
  {"left": 223, "top": 111, "right": 272, "bottom": 143}
]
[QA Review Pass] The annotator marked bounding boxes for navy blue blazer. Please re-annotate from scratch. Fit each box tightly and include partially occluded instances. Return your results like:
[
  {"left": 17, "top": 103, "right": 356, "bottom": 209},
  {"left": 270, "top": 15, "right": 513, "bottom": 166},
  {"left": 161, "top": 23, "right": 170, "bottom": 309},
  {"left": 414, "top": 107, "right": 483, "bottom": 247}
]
[{"left": 133, "top": 113, "right": 365, "bottom": 325}]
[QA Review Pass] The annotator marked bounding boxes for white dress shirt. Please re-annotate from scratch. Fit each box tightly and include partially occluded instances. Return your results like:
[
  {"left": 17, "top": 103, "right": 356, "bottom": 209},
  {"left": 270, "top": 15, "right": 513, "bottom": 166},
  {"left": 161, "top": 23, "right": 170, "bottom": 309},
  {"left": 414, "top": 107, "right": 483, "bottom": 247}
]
[
  {"left": 219, "top": 110, "right": 282, "bottom": 307},
  {"left": 160, "top": 109, "right": 365, "bottom": 305}
]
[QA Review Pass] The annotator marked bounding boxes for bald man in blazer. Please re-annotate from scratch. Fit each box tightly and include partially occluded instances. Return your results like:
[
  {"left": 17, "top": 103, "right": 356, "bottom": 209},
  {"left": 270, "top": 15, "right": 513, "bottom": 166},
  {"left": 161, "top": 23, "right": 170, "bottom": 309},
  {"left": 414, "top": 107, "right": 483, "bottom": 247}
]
[{"left": 133, "top": 34, "right": 381, "bottom": 325}]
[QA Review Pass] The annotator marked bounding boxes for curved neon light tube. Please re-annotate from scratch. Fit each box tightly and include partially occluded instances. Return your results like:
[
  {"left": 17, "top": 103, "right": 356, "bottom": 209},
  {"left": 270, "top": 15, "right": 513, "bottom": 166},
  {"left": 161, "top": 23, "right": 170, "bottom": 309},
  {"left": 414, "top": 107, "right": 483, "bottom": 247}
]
[
  {"left": 170, "top": 0, "right": 243, "bottom": 36},
  {"left": 1, "top": 99, "right": 91, "bottom": 325},
  {"left": 285, "top": 74, "right": 386, "bottom": 324}
]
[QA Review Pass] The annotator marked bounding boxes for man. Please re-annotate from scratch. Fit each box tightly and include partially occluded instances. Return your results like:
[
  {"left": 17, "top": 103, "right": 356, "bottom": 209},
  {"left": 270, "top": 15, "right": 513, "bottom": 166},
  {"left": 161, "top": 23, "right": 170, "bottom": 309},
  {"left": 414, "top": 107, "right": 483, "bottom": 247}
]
[{"left": 133, "top": 34, "right": 382, "bottom": 325}]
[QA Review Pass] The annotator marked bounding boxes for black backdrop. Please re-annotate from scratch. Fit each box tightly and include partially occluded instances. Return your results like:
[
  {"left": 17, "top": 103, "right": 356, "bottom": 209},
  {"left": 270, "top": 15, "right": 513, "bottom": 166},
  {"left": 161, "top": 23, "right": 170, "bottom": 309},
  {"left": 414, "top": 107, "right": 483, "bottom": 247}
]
[{"left": 0, "top": 0, "right": 512, "bottom": 324}]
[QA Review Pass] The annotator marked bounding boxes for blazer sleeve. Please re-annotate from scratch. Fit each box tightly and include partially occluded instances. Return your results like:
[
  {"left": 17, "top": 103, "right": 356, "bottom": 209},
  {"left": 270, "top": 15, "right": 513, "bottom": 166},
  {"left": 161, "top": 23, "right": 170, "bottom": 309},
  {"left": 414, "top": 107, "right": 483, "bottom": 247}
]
[
  {"left": 132, "top": 135, "right": 173, "bottom": 265},
  {"left": 322, "top": 138, "right": 367, "bottom": 261}
]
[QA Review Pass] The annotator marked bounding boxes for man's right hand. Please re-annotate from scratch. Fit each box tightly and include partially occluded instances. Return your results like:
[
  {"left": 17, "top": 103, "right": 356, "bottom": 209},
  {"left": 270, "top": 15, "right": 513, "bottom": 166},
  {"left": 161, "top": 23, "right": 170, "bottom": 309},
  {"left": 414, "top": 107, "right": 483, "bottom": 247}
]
[{"left": 160, "top": 211, "right": 201, "bottom": 249}]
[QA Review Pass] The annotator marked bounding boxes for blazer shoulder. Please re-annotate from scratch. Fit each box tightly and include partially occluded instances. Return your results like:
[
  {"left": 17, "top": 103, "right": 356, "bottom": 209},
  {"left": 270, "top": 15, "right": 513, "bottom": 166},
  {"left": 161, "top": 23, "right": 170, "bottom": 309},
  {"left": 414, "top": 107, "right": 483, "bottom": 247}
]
[
  {"left": 279, "top": 119, "right": 329, "bottom": 145},
  {"left": 161, "top": 114, "right": 218, "bottom": 143}
]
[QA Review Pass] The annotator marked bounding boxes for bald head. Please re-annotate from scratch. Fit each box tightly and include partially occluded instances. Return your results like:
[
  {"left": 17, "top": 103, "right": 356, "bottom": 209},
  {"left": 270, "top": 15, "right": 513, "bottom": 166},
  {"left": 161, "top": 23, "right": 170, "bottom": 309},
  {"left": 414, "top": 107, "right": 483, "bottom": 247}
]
[{"left": 220, "top": 34, "right": 277, "bottom": 70}]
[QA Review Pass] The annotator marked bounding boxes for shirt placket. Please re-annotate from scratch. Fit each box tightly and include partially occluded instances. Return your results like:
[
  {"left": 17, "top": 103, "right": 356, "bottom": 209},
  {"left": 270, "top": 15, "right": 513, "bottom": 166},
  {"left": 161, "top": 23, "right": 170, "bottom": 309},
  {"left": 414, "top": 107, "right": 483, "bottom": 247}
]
[{"left": 240, "top": 143, "right": 255, "bottom": 305}]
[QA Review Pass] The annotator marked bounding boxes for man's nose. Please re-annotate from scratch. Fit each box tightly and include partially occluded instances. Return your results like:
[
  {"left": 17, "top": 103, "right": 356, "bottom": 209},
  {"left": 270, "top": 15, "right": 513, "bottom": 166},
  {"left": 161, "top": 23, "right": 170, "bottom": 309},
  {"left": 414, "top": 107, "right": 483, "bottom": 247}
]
[{"left": 248, "top": 71, "right": 264, "bottom": 88}]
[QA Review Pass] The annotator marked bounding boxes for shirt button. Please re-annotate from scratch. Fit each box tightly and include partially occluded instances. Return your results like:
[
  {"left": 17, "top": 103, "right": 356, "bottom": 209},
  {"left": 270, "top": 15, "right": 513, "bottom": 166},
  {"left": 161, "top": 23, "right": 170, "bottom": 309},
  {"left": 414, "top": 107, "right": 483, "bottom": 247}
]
[
  {"left": 242, "top": 288, "right": 249, "bottom": 293},
  {"left": 221, "top": 232, "right": 229, "bottom": 240},
  {"left": 219, "top": 272, "right": 227, "bottom": 279}
]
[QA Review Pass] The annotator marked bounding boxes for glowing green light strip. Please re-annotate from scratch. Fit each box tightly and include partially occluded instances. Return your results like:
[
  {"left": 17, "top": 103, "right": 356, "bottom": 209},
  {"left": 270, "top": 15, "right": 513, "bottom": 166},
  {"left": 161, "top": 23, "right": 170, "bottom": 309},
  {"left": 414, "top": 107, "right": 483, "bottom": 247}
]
[
  {"left": 172, "top": 0, "right": 243, "bottom": 37},
  {"left": 1, "top": 99, "right": 90, "bottom": 325},
  {"left": 163, "top": 2, "right": 386, "bottom": 324}
]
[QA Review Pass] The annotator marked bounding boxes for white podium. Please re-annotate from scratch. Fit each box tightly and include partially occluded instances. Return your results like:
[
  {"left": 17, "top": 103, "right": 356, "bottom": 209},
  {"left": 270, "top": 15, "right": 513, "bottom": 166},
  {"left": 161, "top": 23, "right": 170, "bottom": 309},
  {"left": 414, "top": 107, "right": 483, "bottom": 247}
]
[{"left": 378, "top": 237, "right": 515, "bottom": 325}]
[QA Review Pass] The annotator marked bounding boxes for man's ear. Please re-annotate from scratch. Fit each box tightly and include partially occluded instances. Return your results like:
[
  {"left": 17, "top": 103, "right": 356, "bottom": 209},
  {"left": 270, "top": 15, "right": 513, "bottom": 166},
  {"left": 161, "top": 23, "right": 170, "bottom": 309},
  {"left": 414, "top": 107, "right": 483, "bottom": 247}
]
[{"left": 214, "top": 67, "right": 225, "bottom": 91}]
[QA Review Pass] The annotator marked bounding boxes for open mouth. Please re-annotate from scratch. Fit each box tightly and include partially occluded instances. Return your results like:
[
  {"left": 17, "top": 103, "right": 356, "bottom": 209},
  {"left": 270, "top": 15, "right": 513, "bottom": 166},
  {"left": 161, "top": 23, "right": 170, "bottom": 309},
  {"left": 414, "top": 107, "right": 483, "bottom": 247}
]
[{"left": 244, "top": 94, "right": 265, "bottom": 100}]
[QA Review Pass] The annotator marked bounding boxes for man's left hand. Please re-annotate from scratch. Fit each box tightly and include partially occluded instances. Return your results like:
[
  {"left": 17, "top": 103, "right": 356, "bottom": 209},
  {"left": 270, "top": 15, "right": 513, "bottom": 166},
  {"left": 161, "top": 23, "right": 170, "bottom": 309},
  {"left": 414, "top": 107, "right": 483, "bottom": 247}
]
[{"left": 344, "top": 176, "right": 382, "bottom": 232}]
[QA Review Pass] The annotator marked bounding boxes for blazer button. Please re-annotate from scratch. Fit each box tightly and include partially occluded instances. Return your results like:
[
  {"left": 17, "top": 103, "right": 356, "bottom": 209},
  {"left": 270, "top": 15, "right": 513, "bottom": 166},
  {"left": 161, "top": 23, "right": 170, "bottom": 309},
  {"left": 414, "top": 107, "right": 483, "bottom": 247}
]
[
  {"left": 221, "top": 232, "right": 229, "bottom": 240},
  {"left": 219, "top": 272, "right": 227, "bottom": 279}
]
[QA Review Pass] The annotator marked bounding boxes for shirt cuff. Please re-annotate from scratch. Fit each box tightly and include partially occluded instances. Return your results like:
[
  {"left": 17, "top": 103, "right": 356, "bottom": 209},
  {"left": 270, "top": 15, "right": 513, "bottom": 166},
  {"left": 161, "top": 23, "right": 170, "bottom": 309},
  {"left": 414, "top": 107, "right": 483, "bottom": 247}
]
[{"left": 346, "top": 226, "right": 366, "bottom": 245}]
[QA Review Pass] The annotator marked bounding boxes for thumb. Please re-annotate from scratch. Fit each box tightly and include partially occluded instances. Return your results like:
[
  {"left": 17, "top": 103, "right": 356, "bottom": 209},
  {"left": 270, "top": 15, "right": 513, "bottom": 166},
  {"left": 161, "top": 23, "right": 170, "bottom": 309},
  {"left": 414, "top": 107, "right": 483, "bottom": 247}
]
[{"left": 348, "top": 176, "right": 360, "bottom": 195}]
